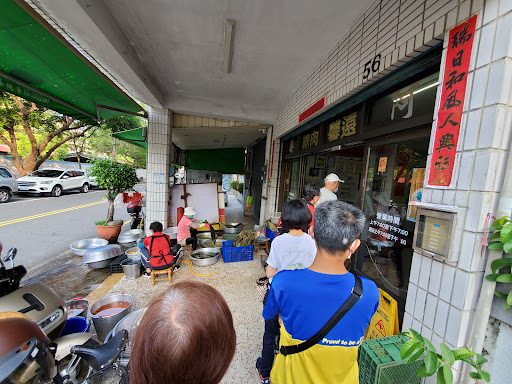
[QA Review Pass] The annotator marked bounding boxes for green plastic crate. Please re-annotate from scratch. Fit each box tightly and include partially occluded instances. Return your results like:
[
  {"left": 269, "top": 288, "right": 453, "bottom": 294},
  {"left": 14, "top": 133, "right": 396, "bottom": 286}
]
[{"left": 358, "top": 335, "right": 423, "bottom": 384}]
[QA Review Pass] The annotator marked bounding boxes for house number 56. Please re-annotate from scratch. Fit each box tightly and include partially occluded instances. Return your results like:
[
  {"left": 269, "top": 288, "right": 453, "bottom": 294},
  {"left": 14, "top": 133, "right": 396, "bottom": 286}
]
[{"left": 363, "top": 54, "right": 381, "bottom": 80}]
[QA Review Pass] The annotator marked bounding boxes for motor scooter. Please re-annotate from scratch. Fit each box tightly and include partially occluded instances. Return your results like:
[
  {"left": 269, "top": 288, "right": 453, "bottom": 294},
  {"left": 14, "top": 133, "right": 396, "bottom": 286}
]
[
  {"left": 0, "top": 244, "right": 111, "bottom": 383},
  {"left": 0, "top": 242, "right": 27, "bottom": 298},
  {"left": 0, "top": 316, "right": 129, "bottom": 384}
]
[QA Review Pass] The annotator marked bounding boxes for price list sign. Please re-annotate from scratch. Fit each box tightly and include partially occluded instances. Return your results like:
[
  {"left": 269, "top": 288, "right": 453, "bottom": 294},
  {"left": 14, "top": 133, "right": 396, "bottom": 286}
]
[{"left": 428, "top": 15, "right": 477, "bottom": 186}]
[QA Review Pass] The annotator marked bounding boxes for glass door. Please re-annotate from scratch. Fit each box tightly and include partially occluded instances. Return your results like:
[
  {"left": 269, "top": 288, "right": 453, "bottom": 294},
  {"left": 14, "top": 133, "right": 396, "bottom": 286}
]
[{"left": 354, "top": 136, "right": 430, "bottom": 313}]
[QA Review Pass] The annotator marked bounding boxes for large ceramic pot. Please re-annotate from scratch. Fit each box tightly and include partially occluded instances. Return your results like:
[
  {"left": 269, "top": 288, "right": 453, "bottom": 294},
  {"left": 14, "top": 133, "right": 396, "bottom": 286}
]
[{"left": 95, "top": 224, "right": 123, "bottom": 243}]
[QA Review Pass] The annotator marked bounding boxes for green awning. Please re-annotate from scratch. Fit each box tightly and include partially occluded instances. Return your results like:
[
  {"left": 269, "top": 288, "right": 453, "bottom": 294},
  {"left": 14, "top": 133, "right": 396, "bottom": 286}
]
[
  {"left": 0, "top": 0, "right": 143, "bottom": 125},
  {"left": 112, "top": 127, "right": 147, "bottom": 149},
  {"left": 187, "top": 148, "right": 245, "bottom": 174}
]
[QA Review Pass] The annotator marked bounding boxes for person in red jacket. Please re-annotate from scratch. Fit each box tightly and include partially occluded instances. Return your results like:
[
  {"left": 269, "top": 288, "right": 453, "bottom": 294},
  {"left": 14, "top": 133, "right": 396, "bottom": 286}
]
[{"left": 138, "top": 221, "right": 176, "bottom": 277}]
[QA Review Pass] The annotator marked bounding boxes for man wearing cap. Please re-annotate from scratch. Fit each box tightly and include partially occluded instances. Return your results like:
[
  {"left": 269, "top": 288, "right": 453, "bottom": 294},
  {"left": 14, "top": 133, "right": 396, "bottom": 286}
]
[
  {"left": 317, "top": 173, "right": 343, "bottom": 205},
  {"left": 177, "top": 206, "right": 200, "bottom": 250}
]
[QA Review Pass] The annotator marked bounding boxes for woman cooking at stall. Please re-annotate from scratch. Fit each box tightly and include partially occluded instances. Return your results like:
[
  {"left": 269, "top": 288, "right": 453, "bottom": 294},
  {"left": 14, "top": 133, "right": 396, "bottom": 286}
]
[{"left": 177, "top": 206, "right": 201, "bottom": 250}]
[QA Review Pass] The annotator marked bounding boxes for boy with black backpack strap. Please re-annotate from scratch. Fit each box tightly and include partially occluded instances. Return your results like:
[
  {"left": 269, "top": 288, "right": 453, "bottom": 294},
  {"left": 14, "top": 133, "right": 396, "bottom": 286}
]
[{"left": 262, "top": 201, "right": 380, "bottom": 384}]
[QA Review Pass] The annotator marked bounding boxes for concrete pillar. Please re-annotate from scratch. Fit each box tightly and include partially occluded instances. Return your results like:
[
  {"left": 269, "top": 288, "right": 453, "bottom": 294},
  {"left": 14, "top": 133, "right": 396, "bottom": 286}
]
[
  {"left": 145, "top": 106, "right": 172, "bottom": 233},
  {"left": 264, "top": 137, "right": 281, "bottom": 222}
]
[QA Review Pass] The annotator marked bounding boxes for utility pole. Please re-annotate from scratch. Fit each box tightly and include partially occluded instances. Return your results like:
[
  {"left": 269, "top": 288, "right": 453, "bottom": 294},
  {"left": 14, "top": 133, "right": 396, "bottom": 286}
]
[{"left": 113, "top": 137, "right": 117, "bottom": 161}]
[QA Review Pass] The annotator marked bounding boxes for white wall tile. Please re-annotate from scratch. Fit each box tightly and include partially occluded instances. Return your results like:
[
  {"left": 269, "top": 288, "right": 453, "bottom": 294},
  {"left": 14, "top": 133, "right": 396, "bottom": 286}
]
[
  {"left": 439, "top": 264, "right": 456, "bottom": 302},
  {"left": 492, "top": 13, "right": 512, "bottom": 61},
  {"left": 405, "top": 282, "right": 418, "bottom": 315},
  {"left": 469, "top": 67, "right": 489, "bottom": 110},
  {"left": 485, "top": 59, "right": 512, "bottom": 105},
  {"left": 414, "top": 287, "right": 427, "bottom": 321},
  {"left": 418, "top": 256, "right": 432, "bottom": 290},
  {"left": 402, "top": 312, "right": 413, "bottom": 332},
  {"left": 483, "top": 0, "right": 499, "bottom": 25},
  {"left": 429, "top": 260, "right": 443, "bottom": 296},
  {"left": 463, "top": 110, "right": 482, "bottom": 150},
  {"left": 424, "top": 293, "right": 438, "bottom": 329},
  {"left": 409, "top": 252, "right": 422, "bottom": 286},
  {"left": 434, "top": 299, "right": 450, "bottom": 337}
]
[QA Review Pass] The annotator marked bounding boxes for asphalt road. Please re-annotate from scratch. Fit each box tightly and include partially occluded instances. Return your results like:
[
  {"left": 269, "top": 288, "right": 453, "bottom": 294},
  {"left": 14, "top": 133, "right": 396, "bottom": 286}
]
[{"left": 0, "top": 188, "right": 130, "bottom": 279}]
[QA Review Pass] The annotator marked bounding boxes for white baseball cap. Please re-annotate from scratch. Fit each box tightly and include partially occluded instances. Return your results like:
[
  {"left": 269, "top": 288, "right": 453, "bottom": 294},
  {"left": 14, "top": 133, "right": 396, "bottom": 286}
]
[
  {"left": 184, "top": 207, "right": 197, "bottom": 216},
  {"left": 324, "top": 173, "right": 344, "bottom": 183}
]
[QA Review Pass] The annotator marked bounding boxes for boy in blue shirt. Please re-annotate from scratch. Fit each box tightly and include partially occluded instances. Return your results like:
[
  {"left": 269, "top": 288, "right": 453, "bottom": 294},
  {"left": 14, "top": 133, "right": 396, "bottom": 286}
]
[{"left": 263, "top": 201, "right": 380, "bottom": 384}]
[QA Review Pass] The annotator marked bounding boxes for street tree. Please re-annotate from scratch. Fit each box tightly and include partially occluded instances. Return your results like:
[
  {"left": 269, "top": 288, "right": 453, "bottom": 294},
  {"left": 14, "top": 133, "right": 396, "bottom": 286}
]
[{"left": 0, "top": 91, "right": 95, "bottom": 176}]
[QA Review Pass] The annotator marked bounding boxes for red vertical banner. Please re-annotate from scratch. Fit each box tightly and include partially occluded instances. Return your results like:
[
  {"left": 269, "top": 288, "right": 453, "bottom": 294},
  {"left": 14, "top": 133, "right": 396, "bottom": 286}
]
[{"left": 428, "top": 15, "right": 477, "bottom": 186}]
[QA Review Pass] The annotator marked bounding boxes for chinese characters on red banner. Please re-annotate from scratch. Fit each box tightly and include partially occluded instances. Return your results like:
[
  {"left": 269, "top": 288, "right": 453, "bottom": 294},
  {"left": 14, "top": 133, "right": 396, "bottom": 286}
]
[{"left": 428, "top": 15, "right": 477, "bottom": 186}]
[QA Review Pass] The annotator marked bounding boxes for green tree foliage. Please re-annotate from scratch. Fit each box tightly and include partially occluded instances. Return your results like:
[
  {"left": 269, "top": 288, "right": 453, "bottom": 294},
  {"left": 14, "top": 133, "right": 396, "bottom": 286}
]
[
  {"left": 88, "top": 159, "right": 138, "bottom": 223},
  {"left": 0, "top": 91, "right": 94, "bottom": 175},
  {"left": 88, "top": 115, "right": 146, "bottom": 168}
]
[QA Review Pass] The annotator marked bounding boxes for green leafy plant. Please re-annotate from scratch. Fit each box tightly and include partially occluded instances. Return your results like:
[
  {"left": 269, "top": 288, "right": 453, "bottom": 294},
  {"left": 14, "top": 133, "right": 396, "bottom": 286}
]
[
  {"left": 231, "top": 181, "right": 239, "bottom": 190},
  {"left": 237, "top": 182, "right": 244, "bottom": 192},
  {"left": 401, "top": 329, "right": 490, "bottom": 384},
  {"left": 484, "top": 215, "right": 512, "bottom": 310},
  {"left": 88, "top": 159, "right": 138, "bottom": 223},
  {"left": 94, "top": 220, "right": 107, "bottom": 226}
]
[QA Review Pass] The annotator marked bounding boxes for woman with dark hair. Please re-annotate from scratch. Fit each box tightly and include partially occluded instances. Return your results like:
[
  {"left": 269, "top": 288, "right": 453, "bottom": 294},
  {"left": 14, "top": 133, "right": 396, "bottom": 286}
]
[
  {"left": 256, "top": 199, "right": 317, "bottom": 383},
  {"left": 129, "top": 281, "right": 236, "bottom": 384}
]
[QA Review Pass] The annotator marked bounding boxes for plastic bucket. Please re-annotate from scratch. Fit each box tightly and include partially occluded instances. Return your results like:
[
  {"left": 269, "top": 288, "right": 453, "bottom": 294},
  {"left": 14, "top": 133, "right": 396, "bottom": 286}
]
[
  {"left": 89, "top": 293, "right": 133, "bottom": 342},
  {"left": 121, "top": 259, "right": 142, "bottom": 280},
  {"left": 60, "top": 316, "right": 90, "bottom": 337}
]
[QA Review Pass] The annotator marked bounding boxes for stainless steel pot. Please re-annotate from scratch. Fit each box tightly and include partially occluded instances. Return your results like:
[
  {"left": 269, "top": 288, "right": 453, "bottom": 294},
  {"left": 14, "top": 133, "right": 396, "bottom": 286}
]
[
  {"left": 70, "top": 238, "right": 109, "bottom": 256},
  {"left": 163, "top": 227, "right": 178, "bottom": 240},
  {"left": 106, "top": 308, "right": 146, "bottom": 366},
  {"left": 223, "top": 226, "right": 242, "bottom": 234},
  {"left": 83, "top": 244, "right": 123, "bottom": 269},
  {"left": 196, "top": 232, "right": 212, "bottom": 246},
  {"left": 89, "top": 293, "right": 133, "bottom": 342},
  {"left": 117, "top": 229, "right": 144, "bottom": 244},
  {"left": 204, "top": 239, "right": 226, "bottom": 248},
  {"left": 190, "top": 248, "right": 220, "bottom": 266}
]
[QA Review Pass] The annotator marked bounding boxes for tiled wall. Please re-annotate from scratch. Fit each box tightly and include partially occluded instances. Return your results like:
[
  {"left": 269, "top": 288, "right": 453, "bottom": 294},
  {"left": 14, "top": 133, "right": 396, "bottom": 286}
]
[
  {"left": 265, "top": 1, "right": 512, "bottom": 380},
  {"left": 145, "top": 106, "right": 172, "bottom": 233}
]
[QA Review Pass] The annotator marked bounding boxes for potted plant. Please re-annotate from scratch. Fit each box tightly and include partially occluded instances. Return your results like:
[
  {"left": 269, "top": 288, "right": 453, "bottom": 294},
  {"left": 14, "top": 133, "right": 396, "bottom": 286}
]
[{"left": 88, "top": 159, "right": 139, "bottom": 242}]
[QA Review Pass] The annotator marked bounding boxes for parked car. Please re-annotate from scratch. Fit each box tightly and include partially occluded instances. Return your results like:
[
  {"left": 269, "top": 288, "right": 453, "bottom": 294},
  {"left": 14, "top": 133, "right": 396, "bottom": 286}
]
[
  {"left": 17, "top": 168, "right": 90, "bottom": 197},
  {"left": 0, "top": 166, "right": 18, "bottom": 203},
  {"left": 84, "top": 168, "right": 98, "bottom": 187}
]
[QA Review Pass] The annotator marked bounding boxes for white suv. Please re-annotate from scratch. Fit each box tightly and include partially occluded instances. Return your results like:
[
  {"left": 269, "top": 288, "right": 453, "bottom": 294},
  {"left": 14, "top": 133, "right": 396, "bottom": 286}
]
[{"left": 17, "top": 168, "right": 90, "bottom": 197}]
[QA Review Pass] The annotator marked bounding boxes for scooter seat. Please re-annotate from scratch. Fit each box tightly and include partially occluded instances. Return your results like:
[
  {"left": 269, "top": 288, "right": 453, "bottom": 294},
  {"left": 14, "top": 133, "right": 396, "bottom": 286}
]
[{"left": 70, "top": 330, "right": 128, "bottom": 371}]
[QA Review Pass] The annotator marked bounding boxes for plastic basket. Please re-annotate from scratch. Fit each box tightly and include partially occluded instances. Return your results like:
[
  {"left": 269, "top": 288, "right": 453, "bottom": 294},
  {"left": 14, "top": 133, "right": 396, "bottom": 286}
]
[
  {"left": 222, "top": 241, "right": 253, "bottom": 262},
  {"left": 265, "top": 227, "right": 278, "bottom": 242},
  {"left": 109, "top": 254, "right": 128, "bottom": 275},
  {"left": 357, "top": 335, "right": 422, "bottom": 384}
]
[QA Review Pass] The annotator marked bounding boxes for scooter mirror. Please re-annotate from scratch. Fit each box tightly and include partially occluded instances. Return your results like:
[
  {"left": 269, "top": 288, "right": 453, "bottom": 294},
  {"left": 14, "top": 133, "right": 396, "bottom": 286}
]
[
  {"left": 3, "top": 247, "right": 16, "bottom": 263},
  {"left": 0, "top": 242, "right": 3, "bottom": 256}
]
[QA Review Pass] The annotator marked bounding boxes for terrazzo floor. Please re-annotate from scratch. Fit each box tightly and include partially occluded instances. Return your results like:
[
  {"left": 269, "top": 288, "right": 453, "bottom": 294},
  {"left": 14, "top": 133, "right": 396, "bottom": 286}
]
[{"left": 102, "top": 248, "right": 268, "bottom": 384}]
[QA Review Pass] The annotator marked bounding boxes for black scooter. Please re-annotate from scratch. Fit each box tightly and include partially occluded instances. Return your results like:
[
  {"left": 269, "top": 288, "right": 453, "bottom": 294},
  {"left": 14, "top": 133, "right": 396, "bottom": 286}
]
[{"left": 0, "top": 242, "right": 26, "bottom": 298}]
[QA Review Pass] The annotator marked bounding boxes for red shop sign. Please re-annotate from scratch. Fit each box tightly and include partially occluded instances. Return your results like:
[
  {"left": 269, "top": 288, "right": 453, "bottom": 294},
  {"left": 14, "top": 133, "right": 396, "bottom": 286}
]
[
  {"left": 298, "top": 97, "right": 325, "bottom": 123},
  {"left": 428, "top": 15, "right": 477, "bottom": 186}
]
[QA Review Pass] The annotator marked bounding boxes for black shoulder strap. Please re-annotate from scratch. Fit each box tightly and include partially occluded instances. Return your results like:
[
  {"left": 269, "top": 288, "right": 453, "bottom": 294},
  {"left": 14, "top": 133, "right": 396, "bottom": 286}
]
[{"left": 280, "top": 275, "right": 363, "bottom": 356}]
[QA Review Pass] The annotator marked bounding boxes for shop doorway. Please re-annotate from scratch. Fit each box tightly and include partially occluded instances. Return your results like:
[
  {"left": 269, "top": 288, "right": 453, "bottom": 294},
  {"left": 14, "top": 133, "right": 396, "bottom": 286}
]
[{"left": 353, "top": 133, "right": 430, "bottom": 317}]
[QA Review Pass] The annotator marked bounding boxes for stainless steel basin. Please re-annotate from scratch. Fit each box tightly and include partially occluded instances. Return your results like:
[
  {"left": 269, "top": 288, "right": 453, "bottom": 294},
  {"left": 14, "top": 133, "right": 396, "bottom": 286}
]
[
  {"left": 163, "top": 227, "right": 178, "bottom": 240},
  {"left": 190, "top": 248, "right": 221, "bottom": 266},
  {"left": 223, "top": 226, "right": 242, "bottom": 234},
  {"left": 83, "top": 244, "right": 123, "bottom": 269},
  {"left": 117, "top": 229, "right": 144, "bottom": 244},
  {"left": 70, "top": 238, "right": 109, "bottom": 256}
]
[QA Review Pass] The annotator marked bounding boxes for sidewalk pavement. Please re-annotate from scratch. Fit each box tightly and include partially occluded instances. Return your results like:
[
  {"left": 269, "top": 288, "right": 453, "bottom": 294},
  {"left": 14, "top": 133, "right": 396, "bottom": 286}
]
[{"left": 99, "top": 248, "right": 267, "bottom": 384}]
